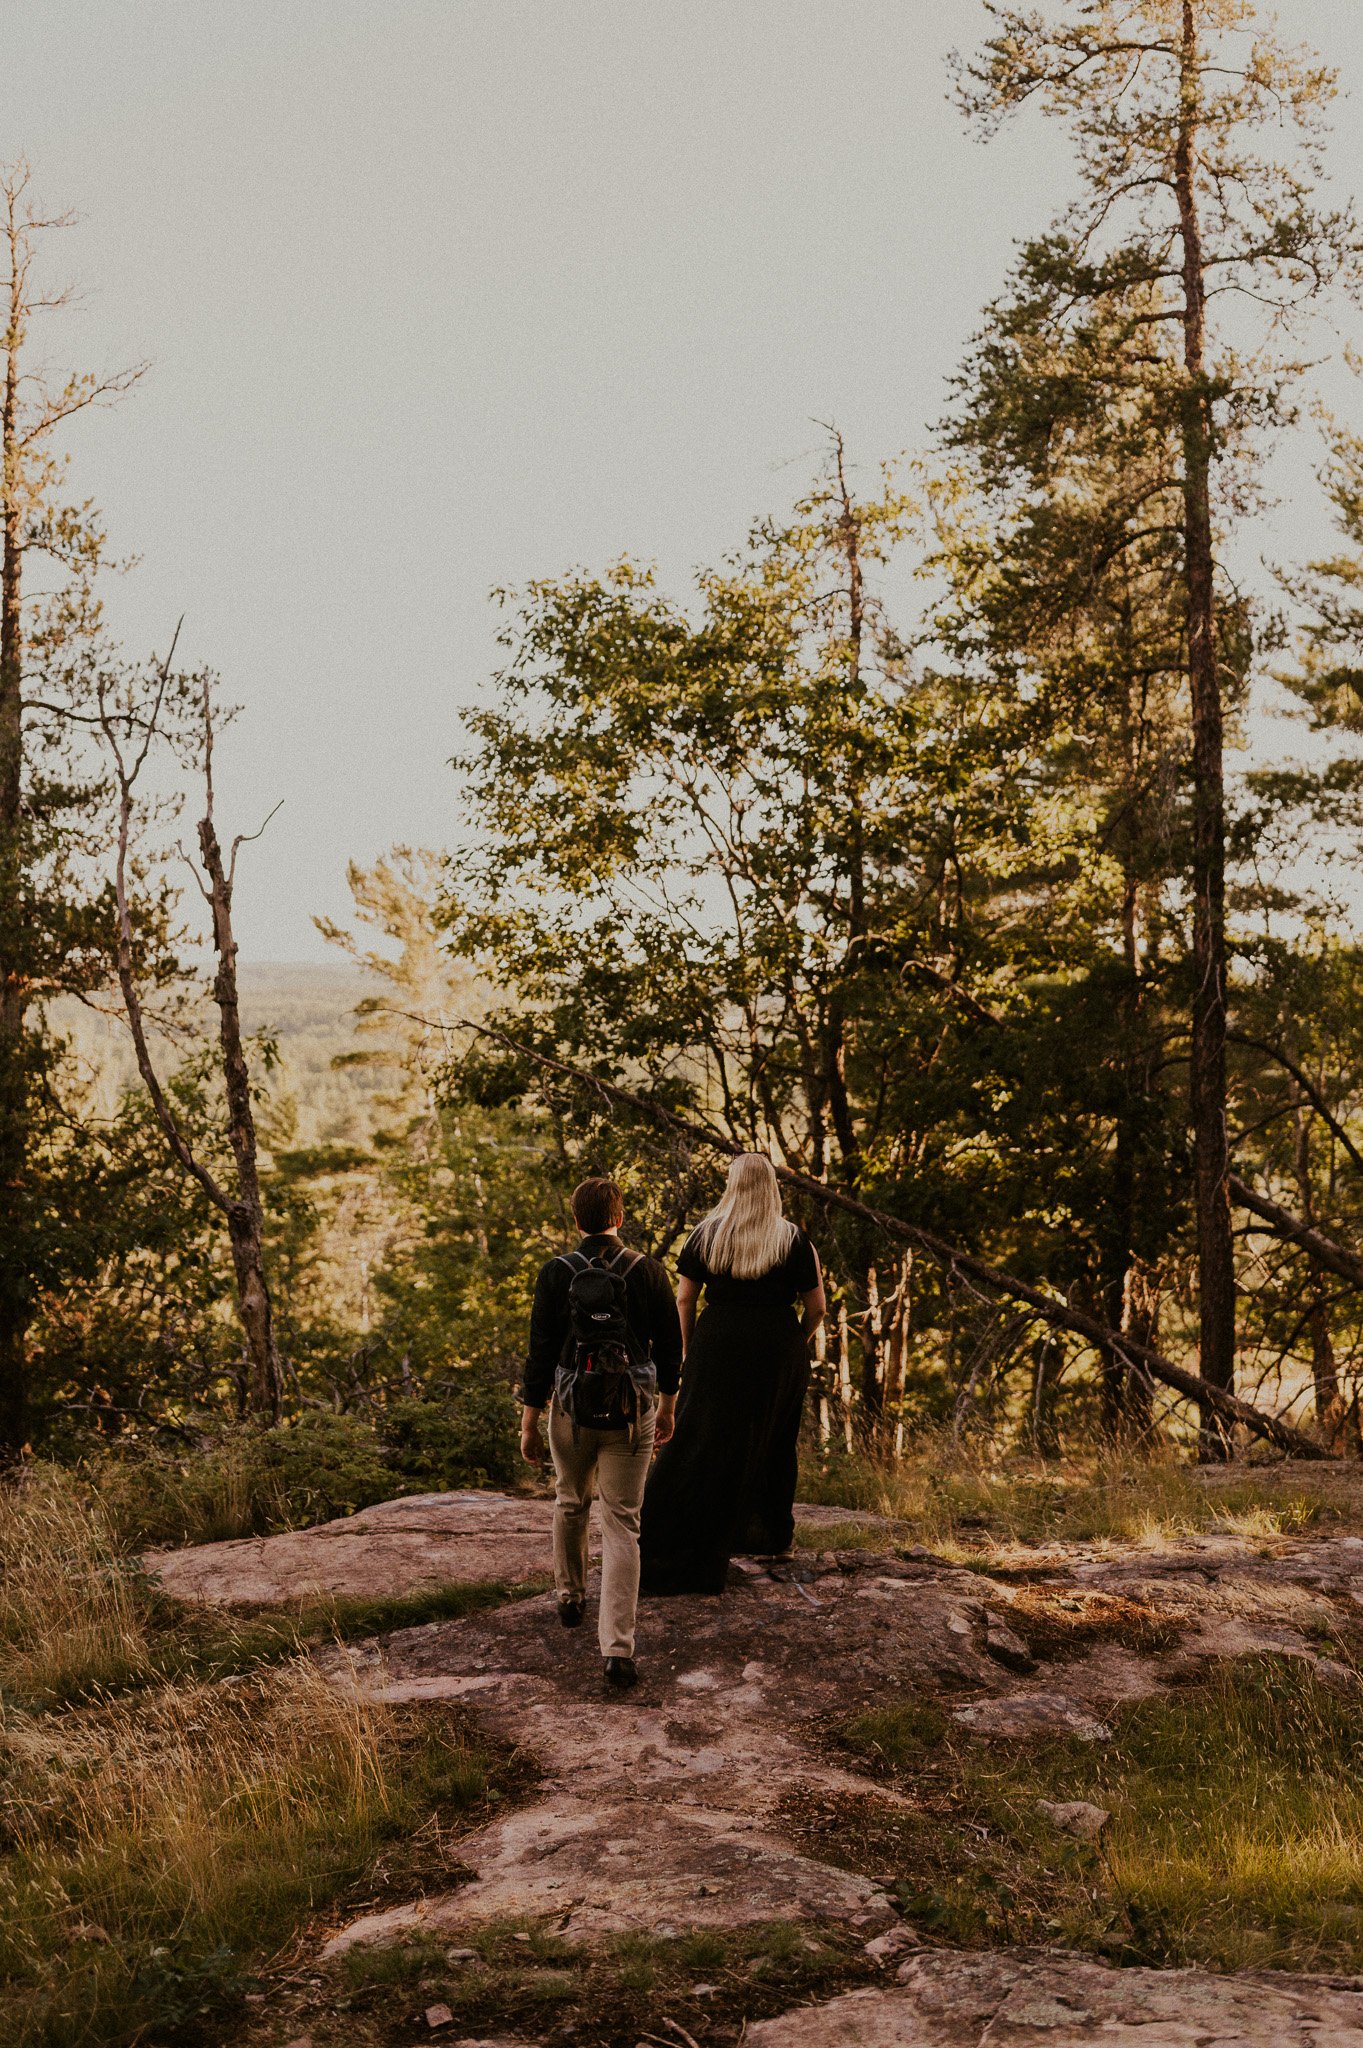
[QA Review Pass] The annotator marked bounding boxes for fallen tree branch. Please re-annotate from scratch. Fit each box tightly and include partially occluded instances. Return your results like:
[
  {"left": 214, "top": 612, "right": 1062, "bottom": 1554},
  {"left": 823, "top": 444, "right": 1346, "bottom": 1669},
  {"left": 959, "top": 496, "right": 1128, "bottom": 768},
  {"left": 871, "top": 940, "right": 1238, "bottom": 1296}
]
[
  {"left": 1227, "top": 1033, "right": 1363, "bottom": 1178},
  {"left": 436, "top": 1016, "right": 1328, "bottom": 1461},
  {"left": 1229, "top": 1173, "right": 1363, "bottom": 1293}
]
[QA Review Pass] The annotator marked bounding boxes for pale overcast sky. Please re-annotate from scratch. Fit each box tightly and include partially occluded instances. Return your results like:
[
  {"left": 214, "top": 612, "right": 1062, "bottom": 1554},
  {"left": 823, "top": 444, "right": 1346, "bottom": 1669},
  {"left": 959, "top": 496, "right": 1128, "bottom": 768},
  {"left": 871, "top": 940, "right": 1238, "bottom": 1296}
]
[{"left": 4, "top": 1, "right": 1362, "bottom": 959}]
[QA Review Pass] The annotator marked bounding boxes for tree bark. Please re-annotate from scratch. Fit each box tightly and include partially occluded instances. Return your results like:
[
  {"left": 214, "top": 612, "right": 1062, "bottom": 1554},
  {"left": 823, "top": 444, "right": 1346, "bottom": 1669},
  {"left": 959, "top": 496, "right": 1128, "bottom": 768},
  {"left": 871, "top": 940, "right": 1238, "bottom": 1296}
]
[
  {"left": 821, "top": 431, "right": 880, "bottom": 1404},
  {"left": 197, "top": 803, "right": 282, "bottom": 1422},
  {"left": 1175, "top": 0, "right": 1236, "bottom": 1455},
  {"left": 0, "top": 202, "right": 28, "bottom": 1459},
  {"left": 1100, "top": 868, "right": 1158, "bottom": 1439},
  {"left": 1289, "top": 1102, "right": 1345, "bottom": 1447}
]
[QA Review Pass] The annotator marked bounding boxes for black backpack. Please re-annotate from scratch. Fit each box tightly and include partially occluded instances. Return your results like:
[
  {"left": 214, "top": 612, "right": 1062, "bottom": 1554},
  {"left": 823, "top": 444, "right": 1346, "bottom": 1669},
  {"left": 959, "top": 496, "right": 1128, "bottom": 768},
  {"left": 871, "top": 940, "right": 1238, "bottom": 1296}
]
[{"left": 554, "top": 1247, "right": 658, "bottom": 1437}]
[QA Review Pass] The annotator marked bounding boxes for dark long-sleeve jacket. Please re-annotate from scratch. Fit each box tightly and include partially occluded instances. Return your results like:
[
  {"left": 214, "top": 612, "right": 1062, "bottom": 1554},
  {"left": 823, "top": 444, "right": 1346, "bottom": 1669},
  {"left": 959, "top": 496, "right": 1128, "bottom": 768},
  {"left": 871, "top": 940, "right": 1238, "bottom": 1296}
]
[{"left": 519, "top": 1233, "right": 683, "bottom": 1409}]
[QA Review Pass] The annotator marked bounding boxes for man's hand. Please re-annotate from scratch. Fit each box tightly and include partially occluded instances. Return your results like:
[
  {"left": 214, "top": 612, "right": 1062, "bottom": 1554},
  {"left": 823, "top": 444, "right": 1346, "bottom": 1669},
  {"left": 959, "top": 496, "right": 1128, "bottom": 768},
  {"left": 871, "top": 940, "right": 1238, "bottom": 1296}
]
[
  {"left": 653, "top": 1394, "right": 677, "bottom": 1449},
  {"left": 520, "top": 1405, "right": 546, "bottom": 1467}
]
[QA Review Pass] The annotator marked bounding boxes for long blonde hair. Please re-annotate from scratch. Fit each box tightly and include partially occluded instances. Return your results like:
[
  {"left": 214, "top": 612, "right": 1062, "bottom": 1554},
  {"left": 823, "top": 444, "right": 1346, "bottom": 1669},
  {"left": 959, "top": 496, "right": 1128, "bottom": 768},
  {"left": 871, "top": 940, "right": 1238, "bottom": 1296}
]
[{"left": 694, "top": 1153, "right": 796, "bottom": 1279}]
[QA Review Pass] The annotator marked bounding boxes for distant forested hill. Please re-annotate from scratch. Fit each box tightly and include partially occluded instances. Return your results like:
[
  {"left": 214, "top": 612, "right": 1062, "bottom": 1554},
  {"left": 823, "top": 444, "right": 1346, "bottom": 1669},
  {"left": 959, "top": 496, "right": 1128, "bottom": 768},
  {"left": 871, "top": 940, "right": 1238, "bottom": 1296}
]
[{"left": 48, "top": 962, "right": 386, "bottom": 1154}]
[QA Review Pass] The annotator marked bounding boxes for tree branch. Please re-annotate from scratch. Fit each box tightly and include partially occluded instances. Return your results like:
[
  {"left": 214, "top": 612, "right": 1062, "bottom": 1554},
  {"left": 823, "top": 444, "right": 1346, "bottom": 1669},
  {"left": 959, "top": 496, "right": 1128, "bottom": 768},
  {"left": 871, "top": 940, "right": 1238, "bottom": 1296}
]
[
  {"left": 1227, "top": 1030, "right": 1363, "bottom": 1177},
  {"left": 1229, "top": 1173, "right": 1363, "bottom": 1293},
  {"left": 97, "top": 638, "right": 236, "bottom": 1222}
]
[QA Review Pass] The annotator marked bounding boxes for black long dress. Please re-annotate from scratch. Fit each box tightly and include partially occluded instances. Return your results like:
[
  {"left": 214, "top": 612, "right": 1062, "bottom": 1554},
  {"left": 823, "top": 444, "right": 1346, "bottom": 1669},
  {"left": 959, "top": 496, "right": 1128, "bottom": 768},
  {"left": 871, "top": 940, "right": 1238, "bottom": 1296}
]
[{"left": 639, "top": 1226, "right": 818, "bottom": 1596}]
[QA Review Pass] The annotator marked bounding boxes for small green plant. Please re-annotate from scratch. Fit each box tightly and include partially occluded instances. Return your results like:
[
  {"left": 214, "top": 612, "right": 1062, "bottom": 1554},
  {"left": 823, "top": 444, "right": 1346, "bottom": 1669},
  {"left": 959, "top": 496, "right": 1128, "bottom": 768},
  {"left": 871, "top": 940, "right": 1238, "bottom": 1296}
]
[{"left": 838, "top": 1696, "right": 949, "bottom": 1771}]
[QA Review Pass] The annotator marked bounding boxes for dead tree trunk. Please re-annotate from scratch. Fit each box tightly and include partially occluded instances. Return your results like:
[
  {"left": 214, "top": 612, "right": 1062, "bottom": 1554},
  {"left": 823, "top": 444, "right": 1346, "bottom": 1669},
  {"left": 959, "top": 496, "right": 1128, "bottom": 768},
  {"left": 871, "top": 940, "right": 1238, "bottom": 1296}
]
[
  {"left": 101, "top": 660, "right": 282, "bottom": 1423},
  {"left": 195, "top": 729, "right": 281, "bottom": 1420},
  {"left": 1229, "top": 1174, "right": 1363, "bottom": 1294},
  {"left": 1290, "top": 1093, "right": 1345, "bottom": 1448},
  {"left": 0, "top": 199, "right": 26, "bottom": 1456},
  {"left": 822, "top": 428, "right": 882, "bottom": 1408},
  {"left": 1176, "top": 1, "right": 1237, "bottom": 1455}
]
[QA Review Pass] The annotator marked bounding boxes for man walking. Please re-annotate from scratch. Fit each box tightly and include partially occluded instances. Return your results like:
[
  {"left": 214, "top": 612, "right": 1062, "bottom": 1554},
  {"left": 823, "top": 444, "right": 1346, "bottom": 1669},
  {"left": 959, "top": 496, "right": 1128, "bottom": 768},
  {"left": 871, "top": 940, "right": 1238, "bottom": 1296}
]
[{"left": 520, "top": 1176, "right": 681, "bottom": 1690}]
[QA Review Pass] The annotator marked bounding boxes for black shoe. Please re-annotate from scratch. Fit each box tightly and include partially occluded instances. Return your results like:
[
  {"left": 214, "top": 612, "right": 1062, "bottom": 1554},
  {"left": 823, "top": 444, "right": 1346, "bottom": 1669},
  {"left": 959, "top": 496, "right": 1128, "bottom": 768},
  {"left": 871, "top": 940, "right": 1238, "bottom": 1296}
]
[
  {"left": 604, "top": 1655, "right": 638, "bottom": 1691},
  {"left": 558, "top": 1598, "right": 586, "bottom": 1629}
]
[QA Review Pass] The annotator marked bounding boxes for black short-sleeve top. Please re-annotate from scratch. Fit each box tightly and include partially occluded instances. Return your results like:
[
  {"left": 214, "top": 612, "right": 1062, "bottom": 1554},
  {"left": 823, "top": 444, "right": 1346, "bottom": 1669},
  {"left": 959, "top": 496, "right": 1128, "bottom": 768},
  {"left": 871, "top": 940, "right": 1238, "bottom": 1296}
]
[{"left": 677, "top": 1225, "right": 820, "bottom": 1307}]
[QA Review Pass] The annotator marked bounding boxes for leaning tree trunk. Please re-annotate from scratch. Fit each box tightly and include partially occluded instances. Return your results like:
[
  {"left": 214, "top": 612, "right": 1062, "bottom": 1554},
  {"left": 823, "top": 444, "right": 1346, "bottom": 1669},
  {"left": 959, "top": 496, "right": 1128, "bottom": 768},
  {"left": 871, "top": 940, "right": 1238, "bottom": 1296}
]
[{"left": 1176, "top": 0, "right": 1236, "bottom": 1456}]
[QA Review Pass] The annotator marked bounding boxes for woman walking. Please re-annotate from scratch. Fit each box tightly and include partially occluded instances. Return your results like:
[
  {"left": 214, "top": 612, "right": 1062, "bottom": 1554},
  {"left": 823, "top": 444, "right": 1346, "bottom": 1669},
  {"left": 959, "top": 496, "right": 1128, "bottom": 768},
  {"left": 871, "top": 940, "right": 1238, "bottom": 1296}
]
[{"left": 640, "top": 1153, "right": 825, "bottom": 1595}]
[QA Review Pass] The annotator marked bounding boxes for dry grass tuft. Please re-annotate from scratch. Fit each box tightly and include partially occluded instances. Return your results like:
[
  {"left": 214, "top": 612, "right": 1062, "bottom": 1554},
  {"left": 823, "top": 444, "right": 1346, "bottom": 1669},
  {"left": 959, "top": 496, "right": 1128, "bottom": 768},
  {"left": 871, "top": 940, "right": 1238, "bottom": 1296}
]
[
  {"left": 797, "top": 1434, "right": 1331, "bottom": 1552},
  {"left": 0, "top": 1658, "right": 494, "bottom": 2046},
  {"left": 0, "top": 1468, "right": 154, "bottom": 1703},
  {"left": 0, "top": 1463, "right": 513, "bottom": 2047},
  {"left": 1002, "top": 1585, "right": 1181, "bottom": 1659}
]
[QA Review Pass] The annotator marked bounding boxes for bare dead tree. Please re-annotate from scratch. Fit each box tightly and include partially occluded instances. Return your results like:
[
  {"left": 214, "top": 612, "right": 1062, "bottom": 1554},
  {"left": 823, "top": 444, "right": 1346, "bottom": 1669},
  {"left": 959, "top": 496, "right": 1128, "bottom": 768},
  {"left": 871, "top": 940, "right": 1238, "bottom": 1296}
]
[{"left": 97, "top": 645, "right": 283, "bottom": 1422}]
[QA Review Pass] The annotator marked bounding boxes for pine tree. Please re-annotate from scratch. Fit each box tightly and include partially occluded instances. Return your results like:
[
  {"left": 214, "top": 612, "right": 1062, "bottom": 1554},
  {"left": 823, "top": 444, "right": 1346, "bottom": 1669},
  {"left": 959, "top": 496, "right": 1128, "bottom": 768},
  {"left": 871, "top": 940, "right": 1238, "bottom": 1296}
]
[
  {"left": 939, "top": 279, "right": 1194, "bottom": 1431},
  {"left": 959, "top": 0, "right": 1362, "bottom": 1448}
]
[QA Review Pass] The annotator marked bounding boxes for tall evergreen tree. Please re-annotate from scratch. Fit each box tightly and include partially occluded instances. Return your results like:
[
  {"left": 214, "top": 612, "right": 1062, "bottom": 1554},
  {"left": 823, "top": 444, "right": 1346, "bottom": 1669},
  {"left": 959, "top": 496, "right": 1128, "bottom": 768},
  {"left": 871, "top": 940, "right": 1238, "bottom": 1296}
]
[
  {"left": 938, "top": 280, "right": 1195, "bottom": 1430},
  {"left": 960, "top": 0, "right": 1362, "bottom": 1448}
]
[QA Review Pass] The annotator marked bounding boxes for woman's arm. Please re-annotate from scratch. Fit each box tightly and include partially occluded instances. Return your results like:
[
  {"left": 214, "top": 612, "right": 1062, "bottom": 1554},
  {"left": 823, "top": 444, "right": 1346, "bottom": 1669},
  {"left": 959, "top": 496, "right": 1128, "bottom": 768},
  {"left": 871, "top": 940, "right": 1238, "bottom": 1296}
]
[
  {"left": 677, "top": 1273, "right": 700, "bottom": 1354},
  {"left": 800, "top": 1248, "right": 826, "bottom": 1343}
]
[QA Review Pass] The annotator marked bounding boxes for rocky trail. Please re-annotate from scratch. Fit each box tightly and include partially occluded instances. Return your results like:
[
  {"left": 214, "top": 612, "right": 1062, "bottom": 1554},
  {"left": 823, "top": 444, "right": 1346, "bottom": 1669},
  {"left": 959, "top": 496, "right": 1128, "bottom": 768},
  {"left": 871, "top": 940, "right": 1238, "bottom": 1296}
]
[{"left": 151, "top": 1486, "right": 1363, "bottom": 2045}]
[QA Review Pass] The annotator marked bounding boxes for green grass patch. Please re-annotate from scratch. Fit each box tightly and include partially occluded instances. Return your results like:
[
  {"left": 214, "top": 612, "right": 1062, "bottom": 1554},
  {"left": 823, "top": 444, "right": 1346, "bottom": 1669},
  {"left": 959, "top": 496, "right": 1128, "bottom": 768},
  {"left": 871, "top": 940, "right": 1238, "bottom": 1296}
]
[
  {"left": 821, "top": 1655, "right": 1363, "bottom": 1971},
  {"left": 793, "top": 1516, "right": 905, "bottom": 1551},
  {"left": 328, "top": 1918, "right": 874, "bottom": 2044}
]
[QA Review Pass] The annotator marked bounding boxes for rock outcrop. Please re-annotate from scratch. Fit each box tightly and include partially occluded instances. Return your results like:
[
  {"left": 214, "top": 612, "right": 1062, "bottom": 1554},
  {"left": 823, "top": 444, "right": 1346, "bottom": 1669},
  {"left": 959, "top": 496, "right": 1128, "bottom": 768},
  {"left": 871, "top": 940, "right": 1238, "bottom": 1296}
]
[
  {"left": 152, "top": 1487, "right": 1363, "bottom": 2046},
  {"left": 747, "top": 1949, "right": 1363, "bottom": 2045}
]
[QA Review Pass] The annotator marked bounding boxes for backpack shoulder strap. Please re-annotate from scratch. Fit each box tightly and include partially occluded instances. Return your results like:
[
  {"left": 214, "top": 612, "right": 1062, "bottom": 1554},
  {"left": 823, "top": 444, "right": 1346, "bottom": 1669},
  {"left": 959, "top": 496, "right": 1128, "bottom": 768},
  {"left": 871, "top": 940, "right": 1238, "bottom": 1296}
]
[
  {"left": 607, "top": 1247, "right": 651, "bottom": 1362},
  {"left": 556, "top": 1251, "right": 591, "bottom": 1275}
]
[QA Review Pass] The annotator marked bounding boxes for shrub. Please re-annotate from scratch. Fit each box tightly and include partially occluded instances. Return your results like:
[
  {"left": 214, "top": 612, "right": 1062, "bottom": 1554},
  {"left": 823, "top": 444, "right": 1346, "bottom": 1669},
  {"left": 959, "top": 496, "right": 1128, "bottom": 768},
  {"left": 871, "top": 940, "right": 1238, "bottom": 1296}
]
[
  {"left": 97, "top": 1412, "right": 394, "bottom": 1553},
  {"left": 383, "top": 1376, "right": 519, "bottom": 1492},
  {"left": 257, "top": 1410, "right": 395, "bottom": 1521}
]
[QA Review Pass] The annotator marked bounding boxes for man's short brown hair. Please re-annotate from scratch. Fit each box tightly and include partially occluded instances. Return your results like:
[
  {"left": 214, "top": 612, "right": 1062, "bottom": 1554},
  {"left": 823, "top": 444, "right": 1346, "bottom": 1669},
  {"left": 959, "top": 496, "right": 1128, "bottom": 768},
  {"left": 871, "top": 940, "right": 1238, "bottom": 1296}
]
[{"left": 571, "top": 1176, "right": 624, "bottom": 1234}]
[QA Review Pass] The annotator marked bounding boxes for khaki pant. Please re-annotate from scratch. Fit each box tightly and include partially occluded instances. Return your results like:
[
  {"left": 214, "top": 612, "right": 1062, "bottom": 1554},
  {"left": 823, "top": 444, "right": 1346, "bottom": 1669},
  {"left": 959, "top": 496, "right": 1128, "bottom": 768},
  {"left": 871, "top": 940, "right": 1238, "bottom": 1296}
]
[{"left": 549, "top": 1399, "right": 656, "bottom": 1658}]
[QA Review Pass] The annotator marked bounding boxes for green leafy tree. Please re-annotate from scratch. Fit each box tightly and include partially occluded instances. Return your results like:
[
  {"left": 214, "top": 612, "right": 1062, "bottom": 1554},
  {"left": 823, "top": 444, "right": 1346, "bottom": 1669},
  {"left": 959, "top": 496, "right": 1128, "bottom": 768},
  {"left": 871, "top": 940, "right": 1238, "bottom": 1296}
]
[{"left": 443, "top": 442, "right": 1149, "bottom": 1418}]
